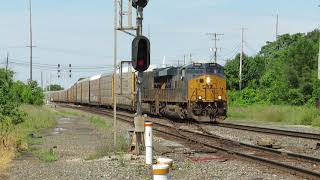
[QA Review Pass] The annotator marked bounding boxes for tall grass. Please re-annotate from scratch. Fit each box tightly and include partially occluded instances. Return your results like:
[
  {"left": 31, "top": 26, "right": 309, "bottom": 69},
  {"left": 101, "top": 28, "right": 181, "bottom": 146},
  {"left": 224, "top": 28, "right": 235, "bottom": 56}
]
[
  {"left": 228, "top": 104, "right": 320, "bottom": 127},
  {"left": 0, "top": 105, "right": 57, "bottom": 173}
]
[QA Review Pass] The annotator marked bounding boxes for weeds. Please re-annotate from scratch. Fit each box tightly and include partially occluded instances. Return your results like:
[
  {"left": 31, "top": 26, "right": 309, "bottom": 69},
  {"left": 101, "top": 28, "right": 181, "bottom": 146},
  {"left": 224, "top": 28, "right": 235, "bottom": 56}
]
[
  {"left": 228, "top": 104, "right": 320, "bottom": 127},
  {"left": 0, "top": 105, "right": 57, "bottom": 172},
  {"left": 33, "top": 148, "right": 58, "bottom": 162},
  {"left": 184, "top": 160, "right": 192, "bottom": 170},
  {"left": 57, "top": 109, "right": 81, "bottom": 117},
  {"left": 118, "top": 153, "right": 126, "bottom": 167},
  {"left": 85, "top": 135, "right": 128, "bottom": 160},
  {"left": 88, "top": 116, "right": 112, "bottom": 129}
]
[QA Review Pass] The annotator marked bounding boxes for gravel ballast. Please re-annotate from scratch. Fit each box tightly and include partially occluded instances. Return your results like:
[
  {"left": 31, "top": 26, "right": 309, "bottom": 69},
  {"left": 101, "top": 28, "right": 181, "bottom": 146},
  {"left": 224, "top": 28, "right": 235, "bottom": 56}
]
[{"left": 3, "top": 107, "right": 308, "bottom": 179}]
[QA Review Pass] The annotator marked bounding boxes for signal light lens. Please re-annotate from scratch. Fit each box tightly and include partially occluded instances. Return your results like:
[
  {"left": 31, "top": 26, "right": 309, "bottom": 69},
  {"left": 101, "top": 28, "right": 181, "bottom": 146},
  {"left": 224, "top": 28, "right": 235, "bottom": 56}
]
[
  {"left": 138, "top": 59, "right": 145, "bottom": 66},
  {"left": 132, "top": 36, "right": 150, "bottom": 72}
]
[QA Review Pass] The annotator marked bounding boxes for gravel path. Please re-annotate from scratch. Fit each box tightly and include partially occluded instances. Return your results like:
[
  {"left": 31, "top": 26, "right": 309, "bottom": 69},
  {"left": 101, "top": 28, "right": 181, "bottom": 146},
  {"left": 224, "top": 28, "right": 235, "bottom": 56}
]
[
  {"left": 2, "top": 107, "right": 307, "bottom": 180},
  {"left": 6, "top": 108, "right": 148, "bottom": 180}
]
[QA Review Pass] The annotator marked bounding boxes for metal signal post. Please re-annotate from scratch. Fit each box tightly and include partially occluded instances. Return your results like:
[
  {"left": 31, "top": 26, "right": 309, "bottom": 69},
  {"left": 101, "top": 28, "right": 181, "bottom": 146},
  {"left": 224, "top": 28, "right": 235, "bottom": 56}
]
[
  {"left": 113, "top": 0, "right": 149, "bottom": 155},
  {"left": 132, "top": 0, "right": 150, "bottom": 155},
  {"left": 135, "top": 5, "right": 144, "bottom": 156}
]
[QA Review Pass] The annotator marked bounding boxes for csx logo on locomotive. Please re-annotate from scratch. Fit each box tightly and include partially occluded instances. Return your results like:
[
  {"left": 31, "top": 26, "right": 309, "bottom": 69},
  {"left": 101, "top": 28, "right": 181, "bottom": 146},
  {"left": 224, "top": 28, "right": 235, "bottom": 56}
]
[{"left": 51, "top": 62, "right": 227, "bottom": 122}]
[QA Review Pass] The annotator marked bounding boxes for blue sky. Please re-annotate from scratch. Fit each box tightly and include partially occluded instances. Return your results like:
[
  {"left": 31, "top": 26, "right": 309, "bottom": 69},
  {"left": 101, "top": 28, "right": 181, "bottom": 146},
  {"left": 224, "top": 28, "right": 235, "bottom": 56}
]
[{"left": 0, "top": 0, "right": 319, "bottom": 88}]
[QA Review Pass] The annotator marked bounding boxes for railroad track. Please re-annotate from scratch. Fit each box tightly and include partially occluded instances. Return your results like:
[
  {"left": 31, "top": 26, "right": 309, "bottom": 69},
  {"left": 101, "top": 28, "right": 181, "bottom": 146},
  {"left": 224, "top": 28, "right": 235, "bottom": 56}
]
[
  {"left": 213, "top": 122, "right": 320, "bottom": 141},
  {"left": 60, "top": 104, "right": 320, "bottom": 179}
]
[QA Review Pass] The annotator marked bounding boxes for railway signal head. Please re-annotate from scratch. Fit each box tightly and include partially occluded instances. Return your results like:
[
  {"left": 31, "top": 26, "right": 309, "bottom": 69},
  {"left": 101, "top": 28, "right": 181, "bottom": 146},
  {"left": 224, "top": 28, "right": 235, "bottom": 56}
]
[
  {"left": 132, "top": 0, "right": 149, "bottom": 8},
  {"left": 132, "top": 36, "right": 150, "bottom": 72}
]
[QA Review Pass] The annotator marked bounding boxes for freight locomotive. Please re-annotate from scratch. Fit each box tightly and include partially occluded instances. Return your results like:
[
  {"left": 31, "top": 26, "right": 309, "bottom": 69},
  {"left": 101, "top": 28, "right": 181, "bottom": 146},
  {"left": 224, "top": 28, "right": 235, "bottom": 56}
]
[{"left": 50, "top": 62, "right": 227, "bottom": 122}]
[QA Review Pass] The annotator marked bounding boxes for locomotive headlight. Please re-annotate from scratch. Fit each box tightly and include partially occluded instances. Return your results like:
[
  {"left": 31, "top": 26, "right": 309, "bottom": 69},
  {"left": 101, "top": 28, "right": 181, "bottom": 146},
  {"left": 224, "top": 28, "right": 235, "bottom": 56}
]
[
  {"left": 198, "top": 96, "right": 202, "bottom": 100},
  {"left": 218, "top": 96, "right": 222, "bottom": 100},
  {"left": 206, "top": 77, "right": 211, "bottom": 84}
]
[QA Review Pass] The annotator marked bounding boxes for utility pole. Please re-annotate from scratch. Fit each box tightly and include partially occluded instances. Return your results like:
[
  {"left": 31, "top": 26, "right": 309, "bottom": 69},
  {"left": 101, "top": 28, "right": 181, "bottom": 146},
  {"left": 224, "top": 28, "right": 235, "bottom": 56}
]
[
  {"left": 275, "top": 14, "right": 279, "bottom": 40},
  {"left": 5, "top": 52, "right": 9, "bottom": 72},
  {"left": 318, "top": 28, "right": 320, "bottom": 80},
  {"left": 190, "top": 53, "right": 192, "bottom": 63},
  {"left": 113, "top": 0, "right": 118, "bottom": 149},
  {"left": 48, "top": 73, "right": 52, "bottom": 92},
  {"left": 41, "top": 71, "right": 43, "bottom": 90},
  {"left": 239, "top": 28, "right": 246, "bottom": 91},
  {"left": 183, "top": 54, "right": 186, "bottom": 65},
  {"left": 28, "top": 0, "right": 34, "bottom": 82},
  {"left": 206, "top": 33, "right": 224, "bottom": 63}
]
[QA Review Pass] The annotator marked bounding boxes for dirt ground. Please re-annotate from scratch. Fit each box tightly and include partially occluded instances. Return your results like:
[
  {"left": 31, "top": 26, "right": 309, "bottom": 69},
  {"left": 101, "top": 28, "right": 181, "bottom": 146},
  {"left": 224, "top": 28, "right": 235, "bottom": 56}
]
[{"left": 3, "top": 107, "right": 148, "bottom": 180}]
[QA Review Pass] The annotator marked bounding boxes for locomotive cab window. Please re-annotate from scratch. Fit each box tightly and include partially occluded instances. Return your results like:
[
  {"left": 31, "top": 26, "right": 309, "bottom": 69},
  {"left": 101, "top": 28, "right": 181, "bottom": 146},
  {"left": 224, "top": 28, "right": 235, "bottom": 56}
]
[{"left": 206, "top": 65, "right": 225, "bottom": 77}]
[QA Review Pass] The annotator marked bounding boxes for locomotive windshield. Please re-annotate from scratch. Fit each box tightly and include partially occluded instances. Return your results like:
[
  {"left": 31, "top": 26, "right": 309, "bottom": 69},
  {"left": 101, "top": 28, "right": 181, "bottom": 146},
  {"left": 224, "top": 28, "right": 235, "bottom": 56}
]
[
  {"left": 206, "top": 63, "right": 225, "bottom": 76},
  {"left": 185, "top": 63, "right": 225, "bottom": 77}
]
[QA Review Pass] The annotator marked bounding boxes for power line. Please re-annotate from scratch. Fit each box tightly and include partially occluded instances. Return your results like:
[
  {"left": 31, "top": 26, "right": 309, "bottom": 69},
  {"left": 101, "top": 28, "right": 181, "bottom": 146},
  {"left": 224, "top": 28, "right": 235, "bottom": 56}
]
[
  {"left": 206, "top": 33, "right": 224, "bottom": 63},
  {"left": 244, "top": 41, "right": 259, "bottom": 55},
  {"left": 220, "top": 43, "right": 241, "bottom": 59},
  {"left": 8, "top": 58, "right": 114, "bottom": 68},
  {"left": 36, "top": 47, "right": 116, "bottom": 59}
]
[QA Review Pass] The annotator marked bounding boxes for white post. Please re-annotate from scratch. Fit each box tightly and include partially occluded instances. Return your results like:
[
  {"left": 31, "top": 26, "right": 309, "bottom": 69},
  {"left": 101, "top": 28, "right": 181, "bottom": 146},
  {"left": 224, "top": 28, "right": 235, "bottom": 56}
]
[
  {"left": 145, "top": 121, "right": 153, "bottom": 165},
  {"left": 157, "top": 157, "right": 173, "bottom": 168},
  {"left": 153, "top": 164, "right": 170, "bottom": 180}
]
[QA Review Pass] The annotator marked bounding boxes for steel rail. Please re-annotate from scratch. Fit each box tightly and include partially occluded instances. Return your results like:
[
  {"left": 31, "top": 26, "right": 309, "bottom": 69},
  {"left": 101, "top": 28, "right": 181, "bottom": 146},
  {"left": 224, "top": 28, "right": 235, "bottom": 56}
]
[
  {"left": 215, "top": 122, "right": 320, "bottom": 141},
  {"left": 60, "top": 104, "right": 320, "bottom": 179}
]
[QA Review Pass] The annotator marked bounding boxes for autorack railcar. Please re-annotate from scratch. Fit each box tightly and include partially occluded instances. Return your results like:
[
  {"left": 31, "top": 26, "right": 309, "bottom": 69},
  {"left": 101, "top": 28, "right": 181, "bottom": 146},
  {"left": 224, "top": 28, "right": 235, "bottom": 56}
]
[{"left": 50, "top": 62, "right": 227, "bottom": 122}]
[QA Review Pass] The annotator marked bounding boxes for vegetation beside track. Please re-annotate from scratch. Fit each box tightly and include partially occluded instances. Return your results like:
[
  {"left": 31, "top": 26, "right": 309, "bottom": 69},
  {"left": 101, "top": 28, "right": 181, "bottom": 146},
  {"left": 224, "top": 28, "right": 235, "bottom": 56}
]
[
  {"left": 225, "top": 30, "right": 320, "bottom": 106},
  {"left": 0, "top": 105, "right": 57, "bottom": 172},
  {"left": 228, "top": 104, "right": 320, "bottom": 127},
  {"left": 224, "top": 30, "right": 320, "bottom": 127},
  {"left": 57, "top": 107, "right": 128, "bottom": 160},
  {"left": 0, "top": 69, "right": 51, "bottom": 173}
]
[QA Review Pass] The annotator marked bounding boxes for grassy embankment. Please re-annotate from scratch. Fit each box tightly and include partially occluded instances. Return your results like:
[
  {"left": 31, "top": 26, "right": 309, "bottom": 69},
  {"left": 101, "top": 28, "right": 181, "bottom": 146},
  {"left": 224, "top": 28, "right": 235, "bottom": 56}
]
[
  {"left": 0, "top": 105, "right": 57, "bottom": 173},
  {"left": 228, "top": 104, "right": 320, "bottom": 127}
]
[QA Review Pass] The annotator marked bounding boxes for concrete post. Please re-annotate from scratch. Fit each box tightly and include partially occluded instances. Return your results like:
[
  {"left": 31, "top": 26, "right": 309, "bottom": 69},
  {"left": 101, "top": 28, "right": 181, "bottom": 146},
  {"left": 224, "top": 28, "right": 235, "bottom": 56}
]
[
  {"left": 152, "top": 164, "right": 170, "bottom": 180},
  {"left": 144, "top": 121, "right": 153, "bottom": 165}
]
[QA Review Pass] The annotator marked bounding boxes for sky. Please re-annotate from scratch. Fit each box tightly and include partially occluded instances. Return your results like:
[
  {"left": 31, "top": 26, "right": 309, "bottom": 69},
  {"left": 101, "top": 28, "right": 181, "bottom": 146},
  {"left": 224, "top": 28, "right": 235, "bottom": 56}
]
[{"left": 0, "top": 0, "right": 319, "bottom": 88}]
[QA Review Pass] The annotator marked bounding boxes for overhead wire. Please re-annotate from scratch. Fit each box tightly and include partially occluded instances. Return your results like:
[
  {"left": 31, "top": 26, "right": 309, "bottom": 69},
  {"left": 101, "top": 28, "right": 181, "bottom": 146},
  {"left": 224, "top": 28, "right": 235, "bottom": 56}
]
[{"left": 244, "top": 41, "right": 259, "bottom": 55}]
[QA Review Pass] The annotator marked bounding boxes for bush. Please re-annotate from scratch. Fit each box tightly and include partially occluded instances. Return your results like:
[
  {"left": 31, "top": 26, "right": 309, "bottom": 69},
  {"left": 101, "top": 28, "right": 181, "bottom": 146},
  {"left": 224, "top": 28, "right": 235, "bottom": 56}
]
[
  {"left": 224, "top": 30, "right": 320, "bottom": 107},
  {"left": 0, "top": 69, "right": 44, "bottom": 125},
  {"left": 286, "top": 89, "right": 305, "bottom": 106}
]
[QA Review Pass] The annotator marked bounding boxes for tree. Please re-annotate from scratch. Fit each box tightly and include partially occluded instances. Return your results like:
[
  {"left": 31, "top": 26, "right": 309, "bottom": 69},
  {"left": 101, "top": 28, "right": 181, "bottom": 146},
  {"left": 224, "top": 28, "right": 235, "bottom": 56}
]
[
  {"left": 47, "top": 84, "right": 64, "bottom": 91},
  {"left": 224, "top": 29, "right": 320, "bottom": 106}
]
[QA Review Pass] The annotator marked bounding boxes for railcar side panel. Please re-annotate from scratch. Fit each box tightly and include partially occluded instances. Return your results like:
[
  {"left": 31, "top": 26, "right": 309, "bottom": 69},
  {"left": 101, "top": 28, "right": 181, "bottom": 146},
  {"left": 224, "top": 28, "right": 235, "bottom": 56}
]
[
  {"left": 72, "top": 84, "right": 77, "bottom": 103},
  {"left": 76, "top": 82, "right": 82, "bottom": 103},
  {"left": 81, "top": 79, "right": 90, "bottom": 104},
  {"left": 67, "top": 88, "right": 72, "bottom": 103},
  {"left": 90, "top": 76, "right": 101, "bottom": 105},
  {"left": 116, "top": 72, "right": 136, "bottom": 110},
  {"left": 100, "top": 74, "right": 113, "bottom": 106}
]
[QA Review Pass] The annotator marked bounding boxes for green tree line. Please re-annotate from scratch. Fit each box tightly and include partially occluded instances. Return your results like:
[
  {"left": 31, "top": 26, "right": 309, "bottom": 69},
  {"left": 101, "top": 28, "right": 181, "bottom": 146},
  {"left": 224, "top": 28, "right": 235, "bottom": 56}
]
[
  {"left": 224, "top": 29, "right": 320, "bottom": 106},
  {"left": 0, "top": 69, "right": 44, "bottom": 125}
]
